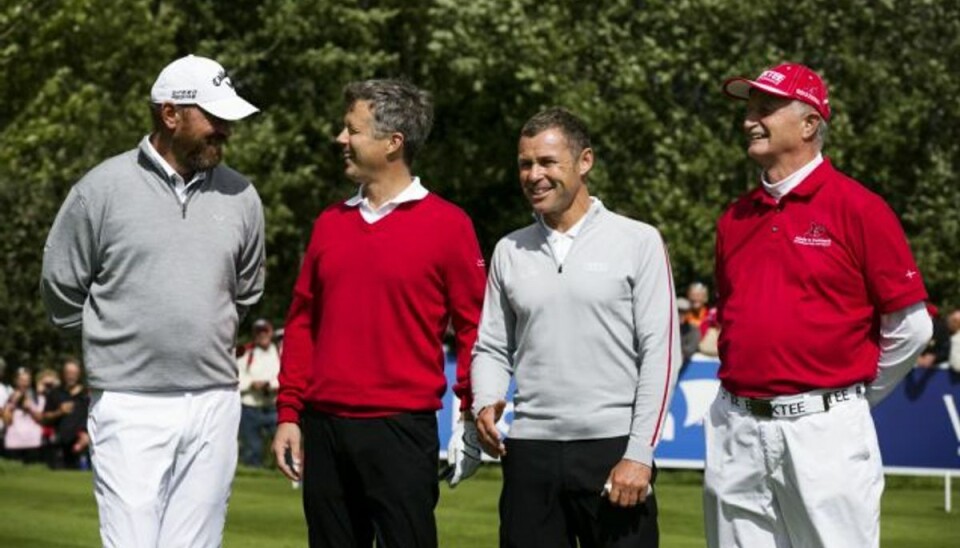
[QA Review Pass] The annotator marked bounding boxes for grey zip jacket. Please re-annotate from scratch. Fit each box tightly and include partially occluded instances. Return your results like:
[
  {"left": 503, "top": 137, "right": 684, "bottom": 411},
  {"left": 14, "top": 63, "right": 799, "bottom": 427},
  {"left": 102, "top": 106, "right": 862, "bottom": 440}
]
[
  {"left": 472, "top": 200, "right": 680, "bottom": 465},
  {"left": 40, "top": 138, "right": 265, "bottom": 392}
]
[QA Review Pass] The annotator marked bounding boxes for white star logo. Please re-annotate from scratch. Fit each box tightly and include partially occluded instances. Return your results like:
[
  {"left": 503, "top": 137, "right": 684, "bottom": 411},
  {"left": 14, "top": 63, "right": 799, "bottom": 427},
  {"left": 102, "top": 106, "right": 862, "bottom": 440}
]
[{"left": 906, "top": 270, "right": 918, "bottom": 280}]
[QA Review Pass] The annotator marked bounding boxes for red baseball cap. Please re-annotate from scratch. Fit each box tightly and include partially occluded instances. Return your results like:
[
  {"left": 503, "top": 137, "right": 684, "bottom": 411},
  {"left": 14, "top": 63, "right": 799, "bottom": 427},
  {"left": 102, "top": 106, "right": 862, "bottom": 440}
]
[{"left": 722, "top": 63, "right": 831, "bottom": 121}]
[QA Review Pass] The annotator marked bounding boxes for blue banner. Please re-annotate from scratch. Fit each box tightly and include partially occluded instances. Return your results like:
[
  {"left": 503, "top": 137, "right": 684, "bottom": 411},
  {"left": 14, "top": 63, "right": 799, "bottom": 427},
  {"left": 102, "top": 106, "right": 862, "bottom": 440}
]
[
  {"left": 438, "top": 354, "right": 960, "bottom": 473},
  {"left": 652, "top": 359, "right": 721, "bottom": 468},
  {"left": 872, "top": 368, "right": 960, "bottom": 473}
]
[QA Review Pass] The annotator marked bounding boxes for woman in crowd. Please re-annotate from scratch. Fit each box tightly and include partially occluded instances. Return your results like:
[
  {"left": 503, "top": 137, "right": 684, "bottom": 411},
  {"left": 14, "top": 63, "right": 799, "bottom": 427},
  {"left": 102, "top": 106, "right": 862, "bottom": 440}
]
[{"left": 2, "top": 367, "right": 46, "bottom": 464}]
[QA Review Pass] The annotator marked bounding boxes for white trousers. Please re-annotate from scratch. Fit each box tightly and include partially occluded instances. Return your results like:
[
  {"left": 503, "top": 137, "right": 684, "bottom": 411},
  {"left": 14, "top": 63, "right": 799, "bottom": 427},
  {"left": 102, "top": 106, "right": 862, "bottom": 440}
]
[
  {"left": 87, "top": 388, "right": 241, "bottom": 548},
  {"left": 703, "top": 392, "right": 883, "bottom": 548}
]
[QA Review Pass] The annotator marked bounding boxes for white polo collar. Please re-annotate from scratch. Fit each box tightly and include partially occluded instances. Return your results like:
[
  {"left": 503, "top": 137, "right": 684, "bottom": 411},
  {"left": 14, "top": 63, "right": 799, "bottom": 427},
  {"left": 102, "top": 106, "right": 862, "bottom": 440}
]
[{"left": 762, "top": 153, "right": 823, "bottom": 202}]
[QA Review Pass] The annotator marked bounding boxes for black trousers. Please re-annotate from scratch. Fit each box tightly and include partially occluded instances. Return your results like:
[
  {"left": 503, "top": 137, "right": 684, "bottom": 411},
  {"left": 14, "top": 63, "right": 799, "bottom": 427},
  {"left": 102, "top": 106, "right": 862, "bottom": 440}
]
[
  {"left": 301, "top": 410, "right": 440, "bottom": 548},
  {"left": 500, "top": 437, "right": 659, "bottom": 548}
]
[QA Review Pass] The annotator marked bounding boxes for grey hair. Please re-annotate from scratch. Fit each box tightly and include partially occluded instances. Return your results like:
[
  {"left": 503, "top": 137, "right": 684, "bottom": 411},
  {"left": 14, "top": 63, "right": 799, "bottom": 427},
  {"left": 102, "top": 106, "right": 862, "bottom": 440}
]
[
  {"left": 343, "top": 79, "right": 434, "bottom": 166},
  {"left": 687, "top": 282, "right": 709, "bottom": 299},
  {"left": 792, "top": 101, "right": 828, "bottom": 148}
]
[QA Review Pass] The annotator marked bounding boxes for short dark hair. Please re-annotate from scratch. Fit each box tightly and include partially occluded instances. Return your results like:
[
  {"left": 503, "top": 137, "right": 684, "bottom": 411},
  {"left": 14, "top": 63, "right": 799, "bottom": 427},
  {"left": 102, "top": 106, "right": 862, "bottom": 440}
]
[
  {"left": 520, "top": 107, "right": 592, "bottom": 157},
  {"left": 149, "top": 103, "right": 164, "bottom": 132},
  {"left": 343, "top": 79, "right": 434, "bottom": 166}
]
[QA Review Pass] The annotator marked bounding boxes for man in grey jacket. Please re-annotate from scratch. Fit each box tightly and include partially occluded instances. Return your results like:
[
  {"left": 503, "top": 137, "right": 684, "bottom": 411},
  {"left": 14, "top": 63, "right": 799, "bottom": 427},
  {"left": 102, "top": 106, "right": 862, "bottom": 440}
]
[
  {"left": 472, "top": 108, "right": 680, "bottom": 547},
  {"left": 40, "top": 54, "right": 264, "bottom": 548}
]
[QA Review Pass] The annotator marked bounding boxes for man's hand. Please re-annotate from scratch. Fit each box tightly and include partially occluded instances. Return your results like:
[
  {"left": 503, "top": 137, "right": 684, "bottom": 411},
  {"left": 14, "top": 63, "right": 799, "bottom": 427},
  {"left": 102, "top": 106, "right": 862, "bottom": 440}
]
[
  {"left": 447, "top": 418, "right": 482, "bottom": 487},
  {"left": 476, "top": 400, "right": 507, "bottom": 458},
  {"left": 60, "top": 401, "right": 75, "bottom": 415},
  {"left": 603, "top": 459, "right": 652, "bottom": 508},
  {"left": 272, "top": 422, "right": 303, "bottom": 481},
  {"left": 73, "top": 431, "right": 90, "bottom": 453}
]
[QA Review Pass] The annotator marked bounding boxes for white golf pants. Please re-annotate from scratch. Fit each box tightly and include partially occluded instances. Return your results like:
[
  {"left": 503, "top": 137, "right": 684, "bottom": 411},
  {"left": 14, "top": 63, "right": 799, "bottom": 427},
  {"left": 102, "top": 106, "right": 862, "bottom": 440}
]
[
  {"left": 87, "top": 388, "right": 241, "bottom": 548},
  {"left": 703, "top": 390, "right": 883, "bottom": 548}
]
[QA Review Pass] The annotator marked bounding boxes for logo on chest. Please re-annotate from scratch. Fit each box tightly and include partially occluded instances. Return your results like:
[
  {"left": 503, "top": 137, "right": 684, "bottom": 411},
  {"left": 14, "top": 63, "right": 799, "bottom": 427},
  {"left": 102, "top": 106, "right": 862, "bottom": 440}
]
[{"left": 793, "top": 221, "right": 832, "bottom": 247}]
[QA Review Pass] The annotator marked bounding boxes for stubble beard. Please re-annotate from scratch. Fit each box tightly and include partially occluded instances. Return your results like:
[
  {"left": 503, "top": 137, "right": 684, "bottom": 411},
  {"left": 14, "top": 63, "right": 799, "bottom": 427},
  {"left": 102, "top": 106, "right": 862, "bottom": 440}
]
[
  {"left": 186, "top": 140, "right": 225, "bottom": 172},
  {"left": 176, "top": 133, "right": 226, "bottom": 173}
]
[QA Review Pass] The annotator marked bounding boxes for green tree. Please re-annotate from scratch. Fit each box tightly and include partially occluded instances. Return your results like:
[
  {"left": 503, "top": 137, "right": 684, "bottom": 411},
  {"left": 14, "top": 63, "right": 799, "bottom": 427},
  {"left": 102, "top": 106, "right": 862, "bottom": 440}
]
[
  {"left": 2, "top": 0, "right": 958, "bottom": 370},
  {"left": 0, "top": 0, "right": 180, "bottom": 368}
]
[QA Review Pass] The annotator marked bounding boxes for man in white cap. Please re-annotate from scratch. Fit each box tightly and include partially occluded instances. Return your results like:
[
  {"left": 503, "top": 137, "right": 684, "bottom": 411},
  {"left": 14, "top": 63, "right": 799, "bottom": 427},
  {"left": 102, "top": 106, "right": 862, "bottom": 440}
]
[
  {"left": 41, "top": 54, "right": 265, "bottom": 548},
  {"left": 704, "top": 62, "right": 932, "bottom": 547}
]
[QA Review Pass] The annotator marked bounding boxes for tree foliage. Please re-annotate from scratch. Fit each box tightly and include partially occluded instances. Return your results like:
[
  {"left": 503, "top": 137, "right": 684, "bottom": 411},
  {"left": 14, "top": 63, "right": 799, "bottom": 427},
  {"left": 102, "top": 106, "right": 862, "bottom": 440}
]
[{"left": 2, "top": 0, "right": 958, "bottom": 370}]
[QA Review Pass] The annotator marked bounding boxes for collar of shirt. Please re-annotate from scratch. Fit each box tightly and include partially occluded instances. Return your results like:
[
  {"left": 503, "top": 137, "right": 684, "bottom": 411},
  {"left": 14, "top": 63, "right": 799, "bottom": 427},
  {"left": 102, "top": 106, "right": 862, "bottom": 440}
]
[
  {"left": 344, "top": 177, "right": 429, "bottom": 224},
  {"left": 544, "top": 196, "right": 598, "bottom": 241},
  {"left": 541, "top": 197, "right": 601, "bottom": 264},
  {"left": 140, "top": 136, "right": 206, "bottom": 196},
  {"left": 761, "top": 153, "right": 823, "bottom": 202}
]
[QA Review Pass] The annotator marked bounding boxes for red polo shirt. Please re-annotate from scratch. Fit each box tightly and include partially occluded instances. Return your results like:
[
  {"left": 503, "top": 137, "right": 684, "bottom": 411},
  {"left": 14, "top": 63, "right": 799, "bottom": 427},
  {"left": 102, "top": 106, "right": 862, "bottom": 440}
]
[{"left": 715, "top": 159, "right": 927, "bottom": 397}]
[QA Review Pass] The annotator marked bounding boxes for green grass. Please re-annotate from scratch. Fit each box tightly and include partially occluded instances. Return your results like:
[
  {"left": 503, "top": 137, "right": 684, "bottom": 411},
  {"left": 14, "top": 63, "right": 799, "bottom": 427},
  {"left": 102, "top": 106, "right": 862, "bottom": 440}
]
[{"left": 1, "top": 462, "right": 958, "bottom": 546}]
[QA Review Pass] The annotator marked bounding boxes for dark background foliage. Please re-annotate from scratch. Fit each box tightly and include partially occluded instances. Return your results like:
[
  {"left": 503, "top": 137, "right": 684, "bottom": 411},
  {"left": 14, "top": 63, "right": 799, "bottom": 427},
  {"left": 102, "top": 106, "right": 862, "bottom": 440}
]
[{"left": 2, "top": 0, "right": 957, "bottom": 368}]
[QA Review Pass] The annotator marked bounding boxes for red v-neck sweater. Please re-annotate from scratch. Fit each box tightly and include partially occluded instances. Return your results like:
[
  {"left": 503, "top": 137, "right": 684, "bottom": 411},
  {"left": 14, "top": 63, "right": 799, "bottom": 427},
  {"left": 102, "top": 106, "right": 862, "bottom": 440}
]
[{"left": 277, "top": 193, "right": 487, "bottom": 421}]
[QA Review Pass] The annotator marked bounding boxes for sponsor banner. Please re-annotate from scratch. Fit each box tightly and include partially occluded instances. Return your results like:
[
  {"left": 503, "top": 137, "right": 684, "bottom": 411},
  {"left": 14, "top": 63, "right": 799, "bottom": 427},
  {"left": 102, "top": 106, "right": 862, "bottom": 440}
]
[
  {"left": 872, "top": 368, "right": 960, "bottom": 472},
  {"left": 437, "top": 354, "right": 960, "bottom": 473},
  {"left": 653, "top": 358, "right": 721, "bottom": 468}
]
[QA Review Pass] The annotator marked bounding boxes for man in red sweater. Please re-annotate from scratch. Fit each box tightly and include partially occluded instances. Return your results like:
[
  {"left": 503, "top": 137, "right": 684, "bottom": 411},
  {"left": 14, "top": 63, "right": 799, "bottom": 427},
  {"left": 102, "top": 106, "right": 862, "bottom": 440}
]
[{"left": 272, "top": 79, "right": 487, "bottom": 548}]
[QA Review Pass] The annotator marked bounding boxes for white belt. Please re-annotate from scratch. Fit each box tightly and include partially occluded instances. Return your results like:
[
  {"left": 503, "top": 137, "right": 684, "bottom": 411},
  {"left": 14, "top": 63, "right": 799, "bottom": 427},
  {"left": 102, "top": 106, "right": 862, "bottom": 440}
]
[{"left": 721, "top": 383, "right": 865, "bottom": 418}]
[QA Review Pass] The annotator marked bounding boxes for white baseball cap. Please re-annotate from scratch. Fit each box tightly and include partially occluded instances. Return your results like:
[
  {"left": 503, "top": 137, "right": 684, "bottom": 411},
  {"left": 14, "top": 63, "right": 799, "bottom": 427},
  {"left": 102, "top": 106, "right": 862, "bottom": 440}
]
[{"left": 150, "top": 54, "right": 259, "bottom": 121}]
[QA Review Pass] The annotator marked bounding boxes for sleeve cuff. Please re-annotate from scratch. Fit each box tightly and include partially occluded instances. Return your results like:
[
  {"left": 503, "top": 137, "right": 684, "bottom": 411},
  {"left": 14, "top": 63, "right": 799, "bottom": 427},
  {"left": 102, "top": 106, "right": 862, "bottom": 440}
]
[
  {"left": 277, "top": 406, "right": 301, "bottom": 424},
  {"left": 623, "top": 438, "right": 654, "bottom": 466},
  {"left": 471, "top": 395, "right": 500, "bottom": 419},
  {"left": 880, "top": 292, "right": 928, "bottom": 315}
]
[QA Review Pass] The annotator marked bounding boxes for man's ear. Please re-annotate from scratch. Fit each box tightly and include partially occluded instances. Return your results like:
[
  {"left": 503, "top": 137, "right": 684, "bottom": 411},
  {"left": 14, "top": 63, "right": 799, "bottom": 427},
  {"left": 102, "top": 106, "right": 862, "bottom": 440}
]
[
  {"left": 159, "top": 102, "right": 180, "bottom": 130},
  {"left": 385, "top": 132, "right": 405, "bottom": 156},
  {"left": 802, "top": 113, "right": 821, "bottom": 141},
  {"left": 578, "top": 147, "right": 595, "bottom": 178}
]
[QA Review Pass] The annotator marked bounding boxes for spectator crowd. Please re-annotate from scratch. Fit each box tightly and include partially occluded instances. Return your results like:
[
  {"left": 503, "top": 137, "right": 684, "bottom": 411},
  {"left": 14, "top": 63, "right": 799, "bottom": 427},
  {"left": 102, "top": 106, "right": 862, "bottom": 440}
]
[
  {"left": 0, "top": 356, "right": 90, "bottom": 469},
  {"left": 4, "top": 298, "right": 957, "bottom": 472},
  {"left": 4, "top": 292, "right": 957, "bottom": 473},
  {"left": 0, "top": 318, "right": 283, "bottom": 470}
]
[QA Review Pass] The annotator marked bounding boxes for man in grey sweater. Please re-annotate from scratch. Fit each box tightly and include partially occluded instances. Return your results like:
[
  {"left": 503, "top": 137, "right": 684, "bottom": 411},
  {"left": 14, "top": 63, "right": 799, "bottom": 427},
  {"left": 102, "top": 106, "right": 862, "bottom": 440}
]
[
  {"left": 472, "top": 108, "right": 680, "bottom": 547},
  {"left": 40, "top": 54, "right": 264, "bottom": 548}
]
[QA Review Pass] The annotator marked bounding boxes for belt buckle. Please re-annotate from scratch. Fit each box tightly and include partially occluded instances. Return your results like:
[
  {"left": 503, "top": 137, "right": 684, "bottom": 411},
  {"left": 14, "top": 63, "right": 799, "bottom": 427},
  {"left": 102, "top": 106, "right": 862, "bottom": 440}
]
[{"left": 745, "top": 398, "right": 773, "bottom": 418}]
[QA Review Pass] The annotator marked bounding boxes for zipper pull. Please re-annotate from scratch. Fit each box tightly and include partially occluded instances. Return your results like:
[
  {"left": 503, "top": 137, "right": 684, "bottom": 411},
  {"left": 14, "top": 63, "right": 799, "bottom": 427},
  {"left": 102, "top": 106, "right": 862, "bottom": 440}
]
[
  {"left": 182, "top": 202, "right": 186, "bottom": 219},
  {"left": 558, "top": 264, "right": 563, "bottom": 274}
]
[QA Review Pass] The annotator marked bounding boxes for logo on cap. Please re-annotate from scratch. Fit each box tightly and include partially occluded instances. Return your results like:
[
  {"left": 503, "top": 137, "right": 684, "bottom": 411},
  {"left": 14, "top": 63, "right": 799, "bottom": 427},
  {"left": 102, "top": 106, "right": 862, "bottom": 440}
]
[
  {"left": 795, "top": 87, "right": 822, "bottom": 106},
  {"left": 212, "top": 70, "right": 234, "bottom": 89},
  {"left": 758, "top": 70, "right": 786, "bottom": 85},
  {"left": 171, "top": 89, "right": 198, "bottom": 100}
]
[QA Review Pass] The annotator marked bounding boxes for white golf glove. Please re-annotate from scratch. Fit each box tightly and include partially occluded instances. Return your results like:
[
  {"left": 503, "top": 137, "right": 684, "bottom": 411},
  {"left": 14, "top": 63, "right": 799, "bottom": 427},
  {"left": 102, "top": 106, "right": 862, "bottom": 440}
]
[{"left": 446, "top": 419, "right": 482, "bottom": 487}]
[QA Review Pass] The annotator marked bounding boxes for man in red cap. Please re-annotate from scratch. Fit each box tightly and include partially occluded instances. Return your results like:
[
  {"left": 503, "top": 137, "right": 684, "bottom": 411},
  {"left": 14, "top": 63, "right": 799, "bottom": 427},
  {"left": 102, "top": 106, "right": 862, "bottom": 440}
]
[{"left": 704, "top": 62, "right": 933, "bottom": 547}]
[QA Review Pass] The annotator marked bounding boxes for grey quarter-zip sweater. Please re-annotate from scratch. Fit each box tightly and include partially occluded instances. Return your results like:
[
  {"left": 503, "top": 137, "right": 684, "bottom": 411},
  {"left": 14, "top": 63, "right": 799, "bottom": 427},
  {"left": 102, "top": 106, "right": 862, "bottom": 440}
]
[
  {"left": 471, "top": 200, "right": 680, "bottom": 465},
  {"left": 40, "top": 137, "right": 266, "bottom": 392}
]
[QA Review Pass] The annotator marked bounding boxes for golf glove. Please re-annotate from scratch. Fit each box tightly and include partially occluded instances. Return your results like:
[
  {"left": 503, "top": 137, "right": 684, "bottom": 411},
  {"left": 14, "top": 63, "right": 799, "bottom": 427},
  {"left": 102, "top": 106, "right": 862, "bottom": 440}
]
[{"left": 447, "top": 419, "right": 482, "bottom": 487}]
